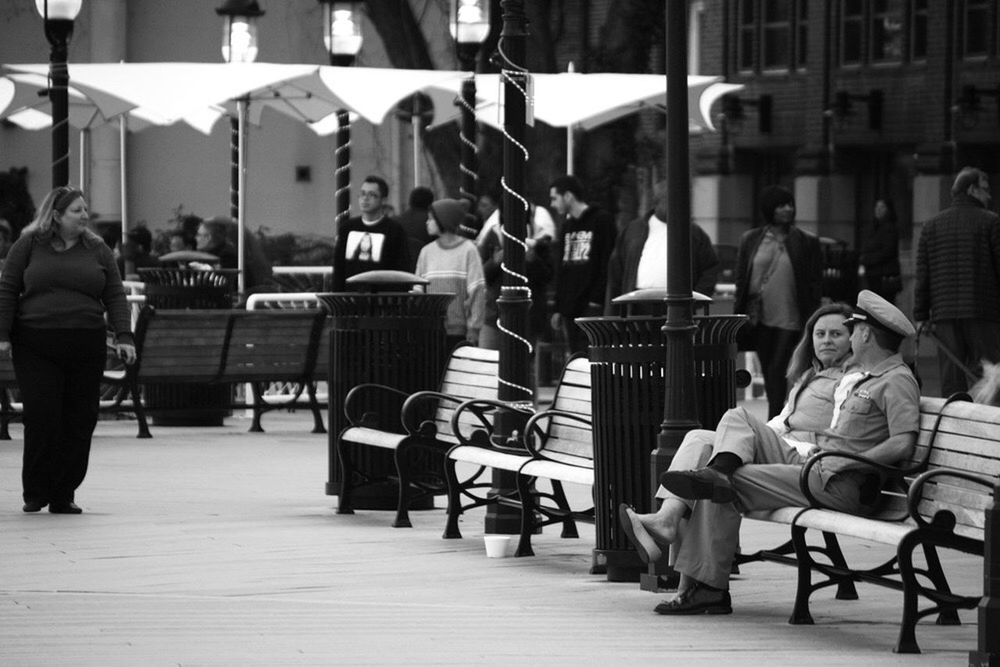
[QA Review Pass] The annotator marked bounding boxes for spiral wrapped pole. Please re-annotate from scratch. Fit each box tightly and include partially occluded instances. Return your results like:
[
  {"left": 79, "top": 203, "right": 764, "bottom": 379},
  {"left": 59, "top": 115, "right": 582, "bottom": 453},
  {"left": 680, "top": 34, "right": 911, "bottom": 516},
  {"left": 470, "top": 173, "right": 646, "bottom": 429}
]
[
  {"left": 483, "top": 0, "right": 532, "bottom": 535},
  {"left": 334, "top": 109, "right": 351, "bottom": 234}
]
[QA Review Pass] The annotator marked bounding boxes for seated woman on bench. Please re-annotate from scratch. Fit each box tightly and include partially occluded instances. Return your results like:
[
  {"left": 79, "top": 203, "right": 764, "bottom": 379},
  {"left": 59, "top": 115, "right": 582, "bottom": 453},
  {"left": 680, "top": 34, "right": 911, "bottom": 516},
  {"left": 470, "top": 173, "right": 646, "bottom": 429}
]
[{"left": 622, "top": 292, "right": 919, "bottom": 615}]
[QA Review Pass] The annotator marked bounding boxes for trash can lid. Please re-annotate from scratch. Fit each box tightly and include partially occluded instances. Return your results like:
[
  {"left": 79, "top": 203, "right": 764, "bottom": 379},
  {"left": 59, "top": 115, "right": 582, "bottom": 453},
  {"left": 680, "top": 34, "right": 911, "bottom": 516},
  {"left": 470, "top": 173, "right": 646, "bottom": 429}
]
[
  {"left": 611, "top": 288, "right": 712, "bottom": 304},
  {"left": 156, "top": 250, "right": 221, "bottom": 263},
  {"left": 346, "top": 270, "right": 429, "bottom": 289}
]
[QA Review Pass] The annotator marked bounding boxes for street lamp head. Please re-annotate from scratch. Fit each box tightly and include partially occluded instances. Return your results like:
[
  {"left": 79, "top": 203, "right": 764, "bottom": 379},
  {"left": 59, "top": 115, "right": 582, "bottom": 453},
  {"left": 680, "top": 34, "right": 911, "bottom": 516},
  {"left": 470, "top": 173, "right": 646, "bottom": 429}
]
[
  {"left": 34, "top": 0, "right": 83, "bottom": 21},
  {"left": 216, "top": 0, "right": 265, "bottom": 63},
  {"left": 320, "top": 1, "right": 364, "bottom": 66},
  {"left": 451, "top": 0, "right": 490, "bottom": 45}
]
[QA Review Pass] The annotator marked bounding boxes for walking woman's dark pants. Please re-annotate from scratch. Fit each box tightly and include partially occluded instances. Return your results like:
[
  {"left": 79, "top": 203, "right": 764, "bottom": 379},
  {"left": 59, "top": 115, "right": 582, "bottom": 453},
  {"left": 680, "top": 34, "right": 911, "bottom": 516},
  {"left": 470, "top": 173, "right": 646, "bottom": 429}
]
[{"left": 12, "top": 327, "right": 107, "bottom": 505}]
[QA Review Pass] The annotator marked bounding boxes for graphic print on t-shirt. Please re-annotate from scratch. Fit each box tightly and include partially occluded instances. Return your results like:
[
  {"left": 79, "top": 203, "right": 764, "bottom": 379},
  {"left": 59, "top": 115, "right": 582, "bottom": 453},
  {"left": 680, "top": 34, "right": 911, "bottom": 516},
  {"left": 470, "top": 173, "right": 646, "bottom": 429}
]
[
  {"left": 562, "top": 230, "right": 593, "bottom": 264},
  {"left": 345, "top": 230, "right": 386, "bottom": 263}
]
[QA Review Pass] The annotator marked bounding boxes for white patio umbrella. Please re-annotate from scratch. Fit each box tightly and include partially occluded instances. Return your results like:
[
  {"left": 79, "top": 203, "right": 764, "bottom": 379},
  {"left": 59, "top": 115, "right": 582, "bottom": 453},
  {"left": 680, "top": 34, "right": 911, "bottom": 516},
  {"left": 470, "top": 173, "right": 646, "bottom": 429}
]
[
  {"left": 427, "top": 72, "right": 743, "bottom": 173},
  {"left": 3, "top": 62, "right": 472, "bottom": 292},
  {"left": 0, "top": 72, "right": 222, "bottom": 242}
]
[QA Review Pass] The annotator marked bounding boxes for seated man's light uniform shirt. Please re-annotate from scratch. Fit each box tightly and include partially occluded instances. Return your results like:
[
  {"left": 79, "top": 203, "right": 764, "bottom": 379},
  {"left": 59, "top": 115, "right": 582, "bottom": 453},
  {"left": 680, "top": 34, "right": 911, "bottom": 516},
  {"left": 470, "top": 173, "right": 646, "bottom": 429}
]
[{"left": 814, "top": 353, "right": 920, "bottom": 485}]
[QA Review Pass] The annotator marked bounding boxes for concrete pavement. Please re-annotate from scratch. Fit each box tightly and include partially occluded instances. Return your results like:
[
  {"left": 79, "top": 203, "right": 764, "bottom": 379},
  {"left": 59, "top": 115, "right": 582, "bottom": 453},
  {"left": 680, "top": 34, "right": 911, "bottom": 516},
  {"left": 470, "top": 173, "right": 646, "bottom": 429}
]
[{"left": 0, "top": 406, "right": 981, "bottom": 666}]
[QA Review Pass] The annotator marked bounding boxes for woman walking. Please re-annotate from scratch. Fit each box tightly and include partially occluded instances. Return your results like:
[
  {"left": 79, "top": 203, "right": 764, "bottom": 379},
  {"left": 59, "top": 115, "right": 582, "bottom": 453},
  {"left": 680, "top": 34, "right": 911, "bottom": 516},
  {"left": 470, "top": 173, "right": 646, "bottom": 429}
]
[{"left": 0, "top": 186, "right": 135, "bottom": 514}]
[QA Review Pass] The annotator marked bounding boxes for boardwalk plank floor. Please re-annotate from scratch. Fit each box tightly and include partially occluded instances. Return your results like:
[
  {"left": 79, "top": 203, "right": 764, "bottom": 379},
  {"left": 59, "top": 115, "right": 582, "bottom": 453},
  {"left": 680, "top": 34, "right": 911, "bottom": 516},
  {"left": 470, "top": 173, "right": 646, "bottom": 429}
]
[{"left": 0, "top": 410, "right": 980, "bottom": 666}]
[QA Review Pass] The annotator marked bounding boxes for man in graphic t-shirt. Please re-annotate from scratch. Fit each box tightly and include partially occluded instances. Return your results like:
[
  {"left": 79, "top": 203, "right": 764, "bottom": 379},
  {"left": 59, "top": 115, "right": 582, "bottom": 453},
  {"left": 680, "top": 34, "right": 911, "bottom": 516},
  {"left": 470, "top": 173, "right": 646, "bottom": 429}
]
[
  {"left": 549, "top": 175, "right": 616, "bottom": 354},
  {"left": 332, "top": 175, "right": 410, "bottom": 291}
]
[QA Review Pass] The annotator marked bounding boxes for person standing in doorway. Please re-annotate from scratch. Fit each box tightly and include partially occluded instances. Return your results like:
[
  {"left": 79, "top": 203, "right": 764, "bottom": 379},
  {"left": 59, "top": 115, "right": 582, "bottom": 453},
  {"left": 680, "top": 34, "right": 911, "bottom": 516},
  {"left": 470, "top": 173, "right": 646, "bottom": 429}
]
[
  {"left": 548, "top": 175, "right": 616, "bottom": 355},
  {"left": 0, "top": 186, "right": 136, "bottom": 514},
  {"left": 914, "top": 166, "right": 1000, "bottom": 397},
  {"left": 332, "top": 175, "right": 410, "bottom": 291},
  {"left": 734, "top": 184, "right": 823, "bottom": 418}
]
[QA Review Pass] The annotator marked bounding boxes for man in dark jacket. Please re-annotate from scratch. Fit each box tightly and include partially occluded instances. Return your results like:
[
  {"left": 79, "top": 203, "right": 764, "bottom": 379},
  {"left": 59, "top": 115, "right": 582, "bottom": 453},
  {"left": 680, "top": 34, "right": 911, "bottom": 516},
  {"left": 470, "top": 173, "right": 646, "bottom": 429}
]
[
  {"left": 549, "top": 175, "right": 617, "bottom": 354},
  {"left": 604, "top": 186, "right": 719, "bottom": 314},
  {"left": 914, "top": 166, "right": 1000, "bottom": 396}
]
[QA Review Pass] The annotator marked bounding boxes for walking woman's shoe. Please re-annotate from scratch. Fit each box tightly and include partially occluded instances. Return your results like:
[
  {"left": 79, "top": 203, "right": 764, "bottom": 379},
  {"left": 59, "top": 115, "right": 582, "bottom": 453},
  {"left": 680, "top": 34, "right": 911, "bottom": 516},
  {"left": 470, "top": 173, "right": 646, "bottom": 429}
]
[
  {"left": 49, "top": 501, "right": 83, "bottom": 514},
  {"left": 22, "top": 500, "right": 47, "bottom": 513}
]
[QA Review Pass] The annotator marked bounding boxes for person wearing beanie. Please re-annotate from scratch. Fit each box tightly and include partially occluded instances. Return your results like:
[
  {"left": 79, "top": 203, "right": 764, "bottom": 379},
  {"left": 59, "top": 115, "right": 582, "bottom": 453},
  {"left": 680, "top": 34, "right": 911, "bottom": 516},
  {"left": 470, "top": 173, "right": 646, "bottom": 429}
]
[
  {"left": 415, "top": 198, "right": 485, "bottom": 349},
  {"left": 734, "top": 184, "right": 823, "bottom": 418}
]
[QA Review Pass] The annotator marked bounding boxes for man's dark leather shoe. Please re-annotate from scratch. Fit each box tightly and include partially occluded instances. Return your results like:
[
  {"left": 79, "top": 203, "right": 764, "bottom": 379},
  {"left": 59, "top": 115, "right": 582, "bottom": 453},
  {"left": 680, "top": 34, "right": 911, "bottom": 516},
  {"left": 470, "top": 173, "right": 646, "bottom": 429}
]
[
  {"left": 49, "top": 501, "right": 83, "bottom": 514},
  {"left": 618, "top": 504, "right": 663, "bottom": 564},
  {"left": 659, "top": 468, "right": 735, "bottom": 504},
  {"left": 655, "top": 582, "right": 733, "bottom": 615},
  {"left": 22, "top": 500, "right": 47, "bottom": 513}
]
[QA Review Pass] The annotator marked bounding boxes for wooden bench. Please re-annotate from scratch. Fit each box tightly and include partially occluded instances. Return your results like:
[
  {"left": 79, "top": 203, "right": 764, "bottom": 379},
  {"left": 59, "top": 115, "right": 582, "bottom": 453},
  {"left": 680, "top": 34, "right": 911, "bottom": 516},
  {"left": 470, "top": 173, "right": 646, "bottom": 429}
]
[
  {"left": 443, "top": 355, "right": 594, "bottom": 557},
  {"left": 742, "top": 394, "right": 999, "bottom": 654},
  {"left": 105, "top": 306, "right": 327, "bottom": 438},
  {"left": 335, "top": 345, "right": 499, "bottom": 528}
]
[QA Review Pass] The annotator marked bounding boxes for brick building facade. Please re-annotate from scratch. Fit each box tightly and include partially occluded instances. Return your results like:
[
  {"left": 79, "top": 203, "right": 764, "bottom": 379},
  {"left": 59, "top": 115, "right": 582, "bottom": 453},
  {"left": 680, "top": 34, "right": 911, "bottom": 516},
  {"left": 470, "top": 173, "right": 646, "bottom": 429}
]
[{"left": 688, "top": 0, "right": 1000, "bottom": 314}]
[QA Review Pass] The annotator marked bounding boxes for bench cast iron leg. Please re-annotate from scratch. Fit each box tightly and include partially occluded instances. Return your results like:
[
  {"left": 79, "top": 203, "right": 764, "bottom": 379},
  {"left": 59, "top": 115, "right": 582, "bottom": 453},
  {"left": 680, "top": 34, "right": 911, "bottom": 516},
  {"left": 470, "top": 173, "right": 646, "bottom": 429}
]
[
  {"left": 442, "top": 455, "right": 464, "bottom": 539},
  {"left": 392, "top": 440, "right": 415, "bottom": 528},
  {"left": 335, "top": 430, "right": 355, "bottom": 515},
  {"left": 132, "top": 383, "right": 152, "bottom": 439},
  {"left": 789, "top": 525, "right": 816, "bottom": 625},
  {"left": 894, "top": 531, "right": 924, "bottom": 654},
  {"left": 551, "top": 481, "right": 579, "bottom": 539},
  {"left": 248, "top": 382, "right": 265, "bottom": 433},
  {"left": 307, "top": 382, "right": 326, "bottom": 434},
  {"left": 923, "top": 543, "right": 961, "bottom": 625},
  {"left": 515, "top": 472, "right": 536, "bottom": 557},
  {"left": 822, "top": 531, "right": 860, "bottom": 600}
]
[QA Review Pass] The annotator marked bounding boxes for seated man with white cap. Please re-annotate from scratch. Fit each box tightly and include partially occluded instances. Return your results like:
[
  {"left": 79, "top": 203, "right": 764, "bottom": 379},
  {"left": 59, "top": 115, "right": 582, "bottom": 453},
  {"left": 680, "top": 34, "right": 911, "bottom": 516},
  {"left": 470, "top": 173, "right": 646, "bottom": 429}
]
[{"left": 621, "top": 290, "right": 920, "bottom": 616}]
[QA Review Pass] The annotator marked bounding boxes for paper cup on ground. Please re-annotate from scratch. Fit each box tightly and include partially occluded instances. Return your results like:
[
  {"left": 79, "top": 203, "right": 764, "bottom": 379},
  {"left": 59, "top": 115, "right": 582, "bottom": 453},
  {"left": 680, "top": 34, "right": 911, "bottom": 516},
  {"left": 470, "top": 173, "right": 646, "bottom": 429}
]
[{"left": 483, "top": 535, "right": 511, "bottom": 558}]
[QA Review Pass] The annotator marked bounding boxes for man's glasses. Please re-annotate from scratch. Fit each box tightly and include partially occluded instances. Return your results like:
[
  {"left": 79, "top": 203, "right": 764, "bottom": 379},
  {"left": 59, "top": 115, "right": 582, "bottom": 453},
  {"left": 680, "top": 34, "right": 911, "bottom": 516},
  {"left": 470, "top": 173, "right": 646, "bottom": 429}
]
[{"left": 359, "top": 191, "right": 382, "bottom": 199}]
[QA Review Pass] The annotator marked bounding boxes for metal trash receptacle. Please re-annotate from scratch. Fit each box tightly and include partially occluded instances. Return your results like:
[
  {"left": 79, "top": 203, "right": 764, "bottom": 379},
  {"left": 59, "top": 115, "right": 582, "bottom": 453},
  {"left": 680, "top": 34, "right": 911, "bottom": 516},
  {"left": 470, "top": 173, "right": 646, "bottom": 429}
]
[
  {"left": 576, "top": 290, "right": 747, "bottom": 582},
  {"left": 137, "top": 268, "right": 239, "bottom": 426},
  {"left": 317, "top": 270, "right": 452, "bottom": 510}
]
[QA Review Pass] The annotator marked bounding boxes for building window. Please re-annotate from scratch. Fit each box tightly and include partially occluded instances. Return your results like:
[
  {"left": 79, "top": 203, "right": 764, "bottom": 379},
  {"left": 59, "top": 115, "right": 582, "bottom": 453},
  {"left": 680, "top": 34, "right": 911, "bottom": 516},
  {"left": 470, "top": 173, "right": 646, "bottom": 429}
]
[
  {"left": 841, "top": 0, "right": 864, "bottom": 65},
  {"left": 736, "top": 0, "right": 808, "bottom": 73},
  {"left": 962, "top": 0, "right": 993, "bottom": 58},
  {"left": 871, "top": 0, "right": 904, "bottom": 62},
  {"left": 839, "top": 0, "right": 910, "bottom": 67},
  {"left": 910, "top": 0, "right": 927, "bottom": 61}
]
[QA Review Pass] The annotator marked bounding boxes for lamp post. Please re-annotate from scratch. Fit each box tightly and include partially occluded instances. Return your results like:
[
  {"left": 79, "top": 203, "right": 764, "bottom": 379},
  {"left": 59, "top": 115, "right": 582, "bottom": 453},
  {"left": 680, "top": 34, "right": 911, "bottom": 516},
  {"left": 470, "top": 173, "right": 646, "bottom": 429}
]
[
  {"left": 319, "top": 1, "right": 364, "bottom": 236},
  {"left": 655, "top": 0, "right": 699, "bottom": 512},
  {"left": 450, "top": 0, "right": 490, "bottom": 205},
  {"left": 35, "top": 0, "right": 83, "bottom": 189},
  {"left": 216, "top": 0, "right": 264, "bottom": 296},
  {"left": 488, "top": 0, "right": 531, "bottom": 534}
]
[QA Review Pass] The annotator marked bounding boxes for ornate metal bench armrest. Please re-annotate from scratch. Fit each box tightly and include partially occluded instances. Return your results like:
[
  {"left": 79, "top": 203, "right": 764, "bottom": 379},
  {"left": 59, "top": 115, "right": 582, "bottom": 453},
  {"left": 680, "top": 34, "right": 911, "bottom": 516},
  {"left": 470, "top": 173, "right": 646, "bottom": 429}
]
[
  {"left": 449, "top": 398, "right": 536, "bottom": 450},
  {"left": 906, "top": 468, "right": 996, "bottom": 529},
  {"left": 400, "top": 390, "right": 468, "bottom": 436},
  {"left": 343, "top": 382, "right": 410, "bottom": 429},
  {"left": 524, "top": 409, "right": 592, "bottom": 459},
  {"left": 799, "top": 450, "right": 910, "bottom": 510}
]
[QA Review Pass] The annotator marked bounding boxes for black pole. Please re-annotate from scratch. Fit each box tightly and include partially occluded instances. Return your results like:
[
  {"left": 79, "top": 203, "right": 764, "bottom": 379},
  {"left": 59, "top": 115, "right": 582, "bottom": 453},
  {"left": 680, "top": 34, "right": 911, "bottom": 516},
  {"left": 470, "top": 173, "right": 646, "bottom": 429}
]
[
  {"left": 487, "top": 0, "right": 531, "bottom": 534},
  {"left": 334, "top": 108, "right": 352, "bottom": 233},
  {"left": 44, "top": 18, "right": 74, "bottom": 189},
  {"left": 457, "top": 40, "right": 480, "bottom": 204},
  {"left": 641, "top": 0, "right": 700, "bottom": 592},
  {"left": 230, "top": 116, "right": 240, "bottom": 219}
]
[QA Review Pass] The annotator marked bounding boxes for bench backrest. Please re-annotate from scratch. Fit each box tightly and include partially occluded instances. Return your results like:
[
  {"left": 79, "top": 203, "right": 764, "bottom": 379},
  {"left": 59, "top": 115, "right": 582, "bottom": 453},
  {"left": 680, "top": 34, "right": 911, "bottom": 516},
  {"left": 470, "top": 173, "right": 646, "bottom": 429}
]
[
  {"left": 433, "top": 345, "right": 500, "bottom": 445},
  {"left": 133, "top": 308, "right": 232, "bottom": 382},
  {"left": 537, "top": 355, "right": 594, "bottom": 467},
  {"left": 908, "top": 396, "right": 1000, "bottom": 541},
  {"left": 224, "top": 310, "right": 325, "bottom": 382}
]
